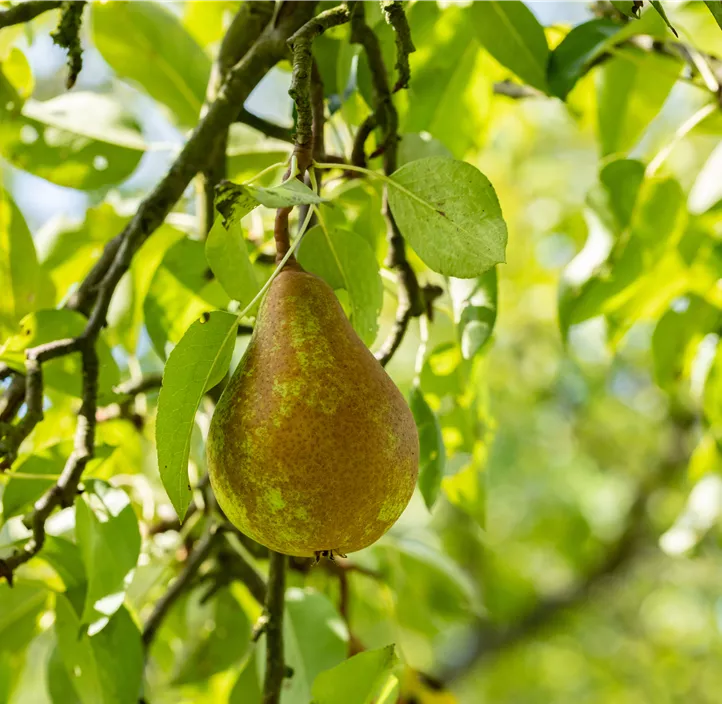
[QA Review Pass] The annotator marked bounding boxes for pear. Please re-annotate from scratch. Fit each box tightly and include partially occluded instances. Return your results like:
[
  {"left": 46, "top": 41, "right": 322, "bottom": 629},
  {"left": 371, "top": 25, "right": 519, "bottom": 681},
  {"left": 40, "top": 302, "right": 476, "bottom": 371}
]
[{"left": 207, "top": 262, "right": 419, "bottom": 557}]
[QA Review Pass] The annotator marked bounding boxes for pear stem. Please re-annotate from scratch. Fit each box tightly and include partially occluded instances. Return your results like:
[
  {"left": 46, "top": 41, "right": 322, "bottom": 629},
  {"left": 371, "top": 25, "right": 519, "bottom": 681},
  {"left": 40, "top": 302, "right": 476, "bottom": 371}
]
[{"left": 236, "top": 205, "right": 315, "bottom": 321}]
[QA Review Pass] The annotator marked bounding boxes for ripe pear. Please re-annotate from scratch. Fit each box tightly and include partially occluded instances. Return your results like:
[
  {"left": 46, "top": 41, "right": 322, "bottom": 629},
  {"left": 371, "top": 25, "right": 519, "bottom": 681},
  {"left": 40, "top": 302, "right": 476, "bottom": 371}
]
[{"left": 207, "top": 262, "right": 419, "bottom": 557}]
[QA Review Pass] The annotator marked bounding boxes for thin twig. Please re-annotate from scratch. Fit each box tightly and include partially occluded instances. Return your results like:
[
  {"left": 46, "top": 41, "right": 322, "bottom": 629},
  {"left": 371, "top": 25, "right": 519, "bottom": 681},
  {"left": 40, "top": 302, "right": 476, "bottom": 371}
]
[
  {"left": 197, "top": 1, "right": 275, "bottom": 237},
  {"left": 349, "top": 2, "right": 425, "bottom": 366},
  {"left": 381, "top": 0, "right": 416, "bottom": 92},
  {"left": 287, "top": 3, "right": 351, "bottom": 171},
  {"left": 349, "top": 114, "right": 377, "bottom": 170},
  {"left": 237, "top": 107, "right": 294, "bottom": 142},
  {"left": 50, "top": 1, "right": 86, "bottom": 89},
  {"left": 142, "top": 523, "right": 219, "bottom": 648},
  {"left": 0, "top": 0, "right": 61, "bottom": 29},
  {"left": 262, "top": 551, "right": 287, "bottom": 704}
]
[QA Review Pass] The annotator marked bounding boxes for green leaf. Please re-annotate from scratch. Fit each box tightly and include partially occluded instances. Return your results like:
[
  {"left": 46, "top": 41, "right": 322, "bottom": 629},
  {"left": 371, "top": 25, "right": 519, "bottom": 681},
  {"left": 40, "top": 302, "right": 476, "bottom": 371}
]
[
  {"left": 156, "top": 310, "right": 238, "bottom": 518},
  {"left": 547, "top": 19, "right": 621, "bottom": 100},
  {"left": 144, "top": 237, "right": 229, "bottom": 359},
  {"left": 0, "top": 187, "right": 53, "bottom": 339},
  {"left": 704, "top": 344, "right": 722, "bottom": 429},
  {"left": 75, "top": 480, "right": 141, "bottom": 630},
  {"left": 586, "top": 158, "right": 645, "bottom": 235},
  {"left": 311, "top": 645, "right": 397, "bottom": 704},
  {"left": 48, "top": 644, "right": 82, "bottom": 704},
  {"left": 0, "top": 582, "right": 48, "bottom": 654},
  {"left": 54, "top": 597, "right": 143, "bottom": 704},
  {"left": 298, "top": 225, "right": 383, "bottom": 346},
  {"left": 470, "top": 0, "right": 549, "bottom": 92},
  {"left": 650, "top": 1, "right": 679, "bottom": 36},
  {"left": 653, "top": 296, "right": 721, "bottom": 388},
  {"left": 38, "top": 204, "right": 126, "bottom": 305},
  {"left": 4, "top": 47, "right": 33, "bottom": 99},
  {"left": 596, "top": 49, "right": 682, "bottom": 157},
  {"left": 611, "top": 1, "right": 642, "bottom": 18},
  {"left": 449, "top": 267, "right": 498, "bottom": 359},
  {"left": 397, "top": 133, "right": 452, "bottom": 167},
  {"left": 41, "top": 537, "right": 86, "bottom": 593},
  {"left": 259, "top": 588, "right": 348, "bottom": 704},
  {"left": 388, "top": 157, "right": 507, "bottom": 278},
  {"left": 704, "top": 0, "right": 722, "bottom": 30},
  {"left": 409, "top": 386, "right": 446, "bottom": 511},
  {"left": 0, "top": 82, "right": 146, "bottom": 190},
  {"left": 171, "top": 588, "right": 251, "bottom": 685},
  {"left": 91, "top": 1, "right": 210, "bottom": 127},
  {"left": 244, "top": 179, "right": 325, "bottom": 209},
  {"left": 0, "top": 310, "right": 120, "bottom": 403},
  {"left": 110, "top": 224, "right": 183, "bottom": 354},
  {"left": 399, "top": 4, "right": 490, "bottom": 157},
  {"left": 205, "top": 217, "right": 260, "bottom": 307},
  {"left": 229, "top": 652, "right": 262, "bottom": 704}
]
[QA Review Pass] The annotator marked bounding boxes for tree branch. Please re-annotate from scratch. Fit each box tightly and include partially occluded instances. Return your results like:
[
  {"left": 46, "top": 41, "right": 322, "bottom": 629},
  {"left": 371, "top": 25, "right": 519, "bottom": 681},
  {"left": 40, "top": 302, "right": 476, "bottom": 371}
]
[
  {"left": 197, "top": 1, "right": 275, "bottom": 237},
  {"left": 348, "top": 2, "right": 425, "bottom": 366},
  {"left": 142, "top": 523, "right": 219, "bottom": 648},
  {"left": 50, "top": 0, "right": 86, "bottom": 89},
  {"left": 381, "top": 0, "right": 416, "bottom": 92},
  {"left": 0, "top": 0, "right": 61, "bottom": 30},
  {"left": 287, "top": 3, "right": 351, "bottom": 172},
  {"left": 237, "top": 107, "right": 294, "bottom": 142},
  {"left": 262, "top": 551, "right": 287, "bottom": 704}
]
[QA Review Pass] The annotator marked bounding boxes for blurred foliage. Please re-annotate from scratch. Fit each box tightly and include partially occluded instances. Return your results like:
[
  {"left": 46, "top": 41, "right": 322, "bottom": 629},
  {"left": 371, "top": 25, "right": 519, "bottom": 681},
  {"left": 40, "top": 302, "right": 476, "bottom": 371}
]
[{"left": 1, "top": 1, "right": 722, "bottom": 703}]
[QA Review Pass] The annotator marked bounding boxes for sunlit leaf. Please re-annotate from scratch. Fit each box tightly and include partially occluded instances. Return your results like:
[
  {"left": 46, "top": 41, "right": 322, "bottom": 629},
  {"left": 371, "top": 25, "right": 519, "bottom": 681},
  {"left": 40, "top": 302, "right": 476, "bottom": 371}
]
[
  {"left": 311, "top": 645, "right": 397, "bottom": 704},
  {"left": 470, "top": 0, "right": 549, "bottom": 92},
  {"left": 449, "top": 267, "right": 498, "bottom": 360},
  {"left": 388, "top": 157, "right": 507, "bottom": 278},
  {"left": 75, "top": 480, "right": 141, "bottom": 630},
  {"left": 205, "top": 216, "right": 260, "bottom": 308},
  {"left": 156, "top": 310, "right": 238, "bottom": 518},
  {"left": 258, "top": 588, "right": 348, "bottom": 704},
  {"left": 0, "top": 309, "right": 120, "bottom": 402},
  {"left": 54, "top": 597, "right": 142, "bottom": 704},
  {"left": 409, "top": 385, "right": 446, "bottom": 510},
  {"left": 144, "top": 237, "right": 229, "bottom": 359},
  {"left": 0, "top": 187, "right": 53, "bottom": 339},
  {"left": 92, "top": 1, "right": 210, "bottom": 127},
  {"left": 596, "top": 49, "right": 682, "bottom": 157},
  {"left": 298, "top": 225, "right": 383, "bottom": 346}
]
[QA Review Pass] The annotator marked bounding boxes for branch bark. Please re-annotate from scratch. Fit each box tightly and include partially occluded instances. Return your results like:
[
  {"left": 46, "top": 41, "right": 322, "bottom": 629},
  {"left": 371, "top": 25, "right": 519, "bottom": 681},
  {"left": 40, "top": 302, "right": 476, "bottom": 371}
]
[
  {"left": 0, "top": 0, "right": 61, "bottom": 29},
  {"left": 142, "top": 523, "right": 219, "bottom": 649},
  {"left": 262, "top": 551, "right": 287, "bottom": 704}
]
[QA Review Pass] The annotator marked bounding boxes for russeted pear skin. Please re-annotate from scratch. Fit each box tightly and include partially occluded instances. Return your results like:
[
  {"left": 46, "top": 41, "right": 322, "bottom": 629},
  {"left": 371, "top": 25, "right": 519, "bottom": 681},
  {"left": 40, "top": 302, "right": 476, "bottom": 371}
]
[{"left": 207, "top": 264, "right": 419, "bottom": 557}]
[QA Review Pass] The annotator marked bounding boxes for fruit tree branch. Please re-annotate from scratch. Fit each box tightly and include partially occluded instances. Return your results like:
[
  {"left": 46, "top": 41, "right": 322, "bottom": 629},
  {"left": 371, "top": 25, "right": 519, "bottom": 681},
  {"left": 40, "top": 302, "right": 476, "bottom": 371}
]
[
  {"left": 50, "top": 1, "right": 86, "bottom": 89},
  {"left": 0, "top": 1, "right": 318, "bottom": 584},
  {"left": 0, "top": 0, "right": 61, "bottom": 29},
  {"left": 349, "top": 2, "right": 427, "bottom": 366},
  {"left": 197, "top": 1, "right": 275, "bottom": 237},
  {"left": 381, "top": 0, "right": 416, "bottom": 92},
  {"left": 288, "top": 3, "right": 351, "bottom": 172},
  {"left": 142, "top": 522, "right": 220, "bottom": 648},
  {"left": 262, "top": 551, "right": 287, "bottom": 704}
]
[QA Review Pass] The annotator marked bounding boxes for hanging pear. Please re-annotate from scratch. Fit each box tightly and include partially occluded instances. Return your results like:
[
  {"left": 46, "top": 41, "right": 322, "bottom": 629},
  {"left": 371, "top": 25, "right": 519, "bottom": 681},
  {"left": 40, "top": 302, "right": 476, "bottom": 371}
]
[{"left": 207, "top": 262, "right": 419, "bottom": 557}]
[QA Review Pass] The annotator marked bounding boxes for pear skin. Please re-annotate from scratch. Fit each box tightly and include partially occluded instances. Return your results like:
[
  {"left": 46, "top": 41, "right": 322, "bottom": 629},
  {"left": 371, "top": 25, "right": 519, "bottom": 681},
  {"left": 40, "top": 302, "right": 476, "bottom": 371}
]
[{"left": 207, "top": 264, "right": 419, "bottom": 557}]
